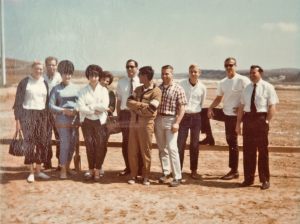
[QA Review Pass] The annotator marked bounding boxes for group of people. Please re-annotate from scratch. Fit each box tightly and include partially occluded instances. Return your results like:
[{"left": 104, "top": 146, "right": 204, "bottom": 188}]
[{"left": 13, "top": 56, "right": 278, "bottom": 190}]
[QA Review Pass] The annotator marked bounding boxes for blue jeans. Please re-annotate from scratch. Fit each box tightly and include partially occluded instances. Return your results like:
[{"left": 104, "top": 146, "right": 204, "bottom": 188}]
[
  {"left": 57, "top": 127, "right": 79, "bottom": 166},
  {"left": 177, "top": 113, "right": 201, "bottom": 172}
]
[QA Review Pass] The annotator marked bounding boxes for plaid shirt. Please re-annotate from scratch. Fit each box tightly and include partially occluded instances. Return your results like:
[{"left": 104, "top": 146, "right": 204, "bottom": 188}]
[{"left": 158, "top": 82, "right": 187, "bottom": 115}]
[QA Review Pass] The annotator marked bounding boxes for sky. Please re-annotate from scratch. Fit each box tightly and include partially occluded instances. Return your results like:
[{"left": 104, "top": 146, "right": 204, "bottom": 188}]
[{"left": 3, "top": 0, "right": 300, "bottom": 72}]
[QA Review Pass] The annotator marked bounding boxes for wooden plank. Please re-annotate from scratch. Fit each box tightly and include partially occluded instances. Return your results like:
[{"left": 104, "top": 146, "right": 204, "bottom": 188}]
[{"left": 1, "top": 138, "right": 299, "bottom": 153}]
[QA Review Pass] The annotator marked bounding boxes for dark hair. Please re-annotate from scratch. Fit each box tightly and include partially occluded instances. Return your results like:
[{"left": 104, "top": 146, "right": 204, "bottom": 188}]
[
  {"left": 85, "top": 64, "right": 103, "bottom": 79},
  {"left": 126, "top": 59, "right": 138, "bottom": 68},
  {"left": 161, "top": 65, "right": 174, "bottom": 71},
  {"left": 101, "top": 71, "right": 114, "bottom": 85},
  {"left": 57, "top": 60, "right": 74, "bottom": 75},
  {"left": 139, "top": 66, "right": 154, "bottom": 80},
  {"left": 224, "top": 57, "right": 237, "bottom": 65},
  {"left": 250, "top": 65, "right": 264, "bottom": 73},
  {"left": 45, "top": 56, "right": 58, "bottom": 65}
]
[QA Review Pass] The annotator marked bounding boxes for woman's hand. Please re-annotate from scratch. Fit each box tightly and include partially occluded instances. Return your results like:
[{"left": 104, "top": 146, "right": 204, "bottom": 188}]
[{"left": 63, "top": 109, "right": 76, "bottom": 116}]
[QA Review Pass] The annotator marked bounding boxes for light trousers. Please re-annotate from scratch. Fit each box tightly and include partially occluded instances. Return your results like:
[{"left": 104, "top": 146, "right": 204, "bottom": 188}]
[{"left": 155, "top": 116, "right": 182, "bottom": 180}]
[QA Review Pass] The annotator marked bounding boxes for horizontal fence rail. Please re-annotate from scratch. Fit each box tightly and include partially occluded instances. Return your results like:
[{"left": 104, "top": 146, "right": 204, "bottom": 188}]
[{"left": 0, "top": 138, "right": 299, "bottom": 153}]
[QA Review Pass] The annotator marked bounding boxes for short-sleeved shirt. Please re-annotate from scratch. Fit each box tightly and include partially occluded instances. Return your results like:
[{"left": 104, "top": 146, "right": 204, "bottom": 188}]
[
  {"left": 179, "top": 79, "right": 206, "bottom": 113},
  {"left": 116, "top": 75, "right": 141, "bottom": 110},
  {"left": 158, "top": 82, "right": 187, "bottom": 116},
  {"left": 216, "top": 73, "right": 250, "bottom": 116},
  {"left": 241, "top": 79, "right": 279, "bottom": 112},
  {"left": 44, "top": 72, "right": 62, "bottom": 92}
]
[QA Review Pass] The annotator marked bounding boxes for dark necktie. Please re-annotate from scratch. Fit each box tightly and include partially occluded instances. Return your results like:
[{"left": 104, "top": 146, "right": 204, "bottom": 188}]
[
  {"left": 251, "top": 83, "right": 257, "bottom": 113},
  {"left": 130, "top": 78, "right": 133, "bottom": 95}
]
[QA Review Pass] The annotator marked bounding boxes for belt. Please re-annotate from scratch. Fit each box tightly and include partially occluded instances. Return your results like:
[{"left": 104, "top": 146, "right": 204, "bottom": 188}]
[
  {"left": 184, "top": 112, "right": 201, "bottom": 117},
  {"left": 159, "top": 113, "right": 176, "bottom": 117},
  {"left": 244, "top": 112, "right": 267, "bottom": 117}
]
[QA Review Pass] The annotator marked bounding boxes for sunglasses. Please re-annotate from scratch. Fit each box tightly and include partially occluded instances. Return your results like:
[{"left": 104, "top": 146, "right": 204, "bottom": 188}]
[
  {"left": 126, "top": 65, "right": 136, "bottom": 69},
  {"left": 224, "top": 64, "right": 235, "bottom": 68}
]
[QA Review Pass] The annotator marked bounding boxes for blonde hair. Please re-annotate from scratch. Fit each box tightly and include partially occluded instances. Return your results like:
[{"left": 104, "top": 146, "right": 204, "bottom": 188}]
[
  {"left": 31, "top": 60, "right": 44, "bottom": 68},
  {"left": 189, "top": 64, "right": 201, "bottom": 73}
]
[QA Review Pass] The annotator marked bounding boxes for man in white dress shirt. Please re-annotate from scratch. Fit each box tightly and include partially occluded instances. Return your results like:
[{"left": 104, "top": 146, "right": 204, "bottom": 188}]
[
  {"left": 43, "top": 56, "right": 62, "bottom": 170},
  {"left": 116, "top": 59, "right": 143, "bottom": 176},
  {"left": 236, "top": 65, "right": 279, "bottom": 190},
  {"left": 178, "top": 64, "right": 206, "bottom": 179},
  {"left": 207, "top": 57, "right": 250, "bottom": 180}
]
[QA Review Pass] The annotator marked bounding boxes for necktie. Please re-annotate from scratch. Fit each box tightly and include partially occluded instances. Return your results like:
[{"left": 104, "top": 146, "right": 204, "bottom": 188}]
[
  {"left": 129, "top": 78, "right": 133, "bottom": 95},
  {"left": 251, "top": 83, "right": 257, "bottom": 113}
]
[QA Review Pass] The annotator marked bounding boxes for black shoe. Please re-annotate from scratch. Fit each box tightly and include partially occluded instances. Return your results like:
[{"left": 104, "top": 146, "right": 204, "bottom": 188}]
[
  {"left": 191, "top": 171, "right": 198, "bottom": 179},
  {"left": 221, "top": 170, "right": 239, "bottom": 180},
  {"left": 240, "top": 181, "right": 254, "bottom": 187},
  {"left": 261, "top": 181, "right": 270, "bottom": 190},
  {"left": 199, "top": 137, "right": 215, "bottom": 146},
  {"left": 169, "top": 179, "right": 181, "bottom": 187},
  {"left": 159, "top": 174, "right": 171, "bottom": 183},
  {"left": 118, "top": 169, "right": 130, "bottom": 176}
]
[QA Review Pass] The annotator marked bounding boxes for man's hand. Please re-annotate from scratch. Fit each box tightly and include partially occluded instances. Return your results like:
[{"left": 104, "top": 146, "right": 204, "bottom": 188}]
[
  {"left": 171, "top": 123, "right": 179, "bottom": 133},
  {"left": 235, "top": 124, "right": 242, "bottom": 135},
  {"left": 207, "top": 108, "right": 214, "bottom": 119}
]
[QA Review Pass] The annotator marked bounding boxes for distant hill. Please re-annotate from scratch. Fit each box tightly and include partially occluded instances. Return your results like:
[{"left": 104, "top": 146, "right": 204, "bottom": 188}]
[{"left": 4, "top": 58, "right": 300, "bottom": 85}]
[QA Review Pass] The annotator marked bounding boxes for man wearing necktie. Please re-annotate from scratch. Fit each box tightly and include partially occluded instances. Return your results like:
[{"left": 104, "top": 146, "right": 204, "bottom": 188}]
[{"left": 236, "top": 65, "right": 279, "bottom": 190}]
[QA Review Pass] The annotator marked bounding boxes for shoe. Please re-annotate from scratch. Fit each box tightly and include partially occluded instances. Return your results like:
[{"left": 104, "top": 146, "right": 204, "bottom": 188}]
[
  {"left": 240, "top": 181, "right": 254, "bottom": 187},
  {"left": 27, "top": 173, "right": 35, "bottom": 183},
  {"left": 84, "top": 171, "right": 94, "bottom": 180},
  {"left": 94, "top": 170, "right": 101, "bottom": 181},
  {"left": 119, "top": 169, "right": 130, "bottom": 176},
  {"left": 60, "top": 171, "right": 67, "bottom": 179},
  {"left": 143, "top": 178, "right": 150, "bottom": 186},
  {"left": 169, "top": 179, "right": 181, "bottom": 187},
  {"left": 199, "top": 137, "right": 215, "bottom": 146},
  {"left": 128, "top": 178, "right": 136, "bottom": 185},
  {"left": 221, "top": 170, "right": 239, "bottom": 180},
  {"left": 191, "top": 171, "right": 198, "bottom": 179},
  {"left": 100, "top": 168, "right": 104, "bottom": 177},
  {"left": 159, "top": 174, "right": 171, "bottom": 183},
  {"left": 67, "top": 169, "right": 77, "bottom": 175},
  {"left": 36, "top": 172, "right": 50, "bottom": 180},
  {"left": 261, "top": 181, "right": 270, "bottom": 190}
]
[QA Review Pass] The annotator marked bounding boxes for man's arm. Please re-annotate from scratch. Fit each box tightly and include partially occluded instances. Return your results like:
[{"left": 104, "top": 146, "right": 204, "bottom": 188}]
[
  {"left": 235, "top": 103, "right": 244, "bottom": 135},
  {"left": 266, "top": 104, "right": 276, "bottom": 122},
  {"left": 172, "top": 104, "right": 185, "bottom": 133},
  {"left": 208, "top": 95, "right": 223, "bottom": 119}
]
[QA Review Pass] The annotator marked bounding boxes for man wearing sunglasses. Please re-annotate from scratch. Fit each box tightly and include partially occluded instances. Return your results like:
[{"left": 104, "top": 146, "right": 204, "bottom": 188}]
[
  {"left": 207, "top": 57, "right": 250, "bottom": 180},
  {"left": 116, "top": 59, "right": 143, "bottom": 176}
]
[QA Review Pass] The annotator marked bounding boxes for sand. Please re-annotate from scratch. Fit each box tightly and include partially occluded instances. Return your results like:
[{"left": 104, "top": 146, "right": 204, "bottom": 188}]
[{"left": 0, "top": 81, "right": 299, "bottom": 224}]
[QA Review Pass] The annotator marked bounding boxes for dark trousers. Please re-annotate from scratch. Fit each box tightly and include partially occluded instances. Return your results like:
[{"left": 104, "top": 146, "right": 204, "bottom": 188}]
[
  {"left": 45, "top": 113, "right": 60, "bottom": 165},
  {"left": 81, "top": 118, "right": 106, "bottom": 170},
  {"left": 20, "top": 109, "right": 49, "bottom": 165},
  {"left": 177, "top": 113, "right": 201, "bottom": 171},
  {"left": 243, "top": 113, "right": 270, "bottom": 183},
  {"left": 200, "top": 108, "right": 225, "bottom": 136},
  {"left": 119, "top": 110, "right": 143, "bottom": 173}
]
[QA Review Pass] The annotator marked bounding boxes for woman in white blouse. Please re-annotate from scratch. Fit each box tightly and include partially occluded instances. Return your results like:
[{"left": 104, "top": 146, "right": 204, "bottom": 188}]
[
  {"left": 13, "top": 61, "right": 51, "bottom": 183},
  {"left": 77, "top": 65, "right": 109, "bottom": 181}
]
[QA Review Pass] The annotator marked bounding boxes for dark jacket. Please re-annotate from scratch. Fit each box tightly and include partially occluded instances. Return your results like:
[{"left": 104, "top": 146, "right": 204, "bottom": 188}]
[{"left": 13, "top": 76, "right": 49, "bottom": 120}]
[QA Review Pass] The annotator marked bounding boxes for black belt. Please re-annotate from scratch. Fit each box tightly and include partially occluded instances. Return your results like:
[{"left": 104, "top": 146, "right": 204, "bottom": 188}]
[
  {"left": 184, "top": 112, "right": 201, "bottom": 117},
  {"left": 244, "top": 112, "right": 267, "bottom": 117},
  {"left": 159, "top": 113, "right": 176, "bottom": 117}
]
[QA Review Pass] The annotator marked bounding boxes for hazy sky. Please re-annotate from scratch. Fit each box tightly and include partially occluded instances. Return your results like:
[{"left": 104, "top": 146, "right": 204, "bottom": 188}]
[{"left": 4, "top": 0, "right": 300, "bottom": 72}]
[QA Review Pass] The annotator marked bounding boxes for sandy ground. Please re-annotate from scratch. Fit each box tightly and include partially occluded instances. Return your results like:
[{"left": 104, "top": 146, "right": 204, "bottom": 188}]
[{"left": 0, "top": 81, "right": 300, "bottom": 223}]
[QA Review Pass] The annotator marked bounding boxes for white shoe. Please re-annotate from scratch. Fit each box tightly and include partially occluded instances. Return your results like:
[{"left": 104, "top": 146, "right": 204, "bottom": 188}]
[
  {"left": 36, "top": 172, "right": 50, "bottom": 179},
  {"left": 27, "top": 173, "right": 35, "bottom": 183},
  {"left": 128, "top": 178, "right": 136, "bottom": 185},
  {"left": 100, "top": 168, "right": 104, "bottom": 176}
]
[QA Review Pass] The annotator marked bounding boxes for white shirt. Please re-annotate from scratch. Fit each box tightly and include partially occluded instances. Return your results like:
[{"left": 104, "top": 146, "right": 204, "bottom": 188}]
[
  {"left": 23, "top": 75, "right": 47, "bottom": 110},
  {"left": 116, "top": 75, "right": 141, "bottom": 110},
  {"left": 179, "top": 79, "right": 206, "bottom": 113},
  {"left": 217, "top": 73, "right": 250, "bottom": 116},
  {"left": 44, "top": 72, "right": 62, "bottom": 92},
  {"left": 241, "top": 79, "right": 279, "bottom": 112},
  {"left": 77, "top": 83, "right": 109, "bottom": 124}
]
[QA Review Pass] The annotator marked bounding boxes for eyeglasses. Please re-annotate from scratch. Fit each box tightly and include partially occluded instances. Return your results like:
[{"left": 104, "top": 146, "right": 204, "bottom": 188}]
[
  {"left": 126, "top": 65, "right": 136, "bottom": 69},
  {"left": 224, "top": 64, "right": 235, "bottom": 68}
]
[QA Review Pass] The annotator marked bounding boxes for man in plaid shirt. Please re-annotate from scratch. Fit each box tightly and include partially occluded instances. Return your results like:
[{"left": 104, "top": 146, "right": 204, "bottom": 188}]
[{"left": 155, "top": 65, "right": 187, "bottom": 187}]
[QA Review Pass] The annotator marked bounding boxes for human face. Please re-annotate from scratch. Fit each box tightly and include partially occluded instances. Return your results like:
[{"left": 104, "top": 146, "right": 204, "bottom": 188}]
[
  {"left": 249, "top": 68, "right": 261, "bottom": 83},
  {"left": 138, "top": 73, "right": 148, "bottom": 85},
  {"left": 88, "top": 74, "right": 99, "bottom": 86},
  {"left": 224, "top": 59, "right": 236, "bottom": 77},
  {"left": 161, "top": 68, "right": 173, "bottom": 85},
  {"left": 100, "top": 77, "right": 110, "bottom": 88},
  {"left": 62, "top": 73, "right": 72, "bottom": 85},
  {"left": 189, "top": 67, "right": 200, "bottom": 83},
  {"left": 31, "top": 64, "right": 43, "bottom": 80},
  {"left": 126, "top": 61, "right": 138, "bottom": 78},
  {"left": 46, "top": 59, "right": 57, "bottom": 76}
]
